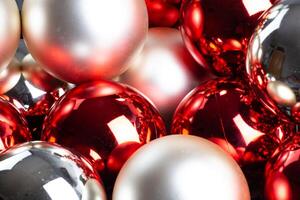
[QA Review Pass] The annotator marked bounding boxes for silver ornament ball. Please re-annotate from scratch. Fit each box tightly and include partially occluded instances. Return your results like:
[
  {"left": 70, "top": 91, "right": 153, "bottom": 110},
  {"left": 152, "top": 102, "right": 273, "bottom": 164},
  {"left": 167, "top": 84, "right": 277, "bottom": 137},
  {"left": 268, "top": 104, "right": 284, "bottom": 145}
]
[
  {"left": 22, "top": 0, "right": 148, "bottom": 84},
  {"left": 0, "top": 141, "right": 107, "bottom": 200},
  {"left": 113, "top": 135, "right": 250, "bottom": 200},
  {"left": 247, "top": 0, "right": 300, "bottom": 121}
]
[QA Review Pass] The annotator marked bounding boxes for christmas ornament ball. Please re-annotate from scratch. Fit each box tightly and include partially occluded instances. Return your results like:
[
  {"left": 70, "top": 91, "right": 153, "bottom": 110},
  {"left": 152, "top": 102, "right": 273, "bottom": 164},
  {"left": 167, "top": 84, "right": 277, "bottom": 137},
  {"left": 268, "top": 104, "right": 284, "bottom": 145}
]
[
  {"left": 22, "top": 0, "right": 148, "bottom": 84},
  {"left": 146, "top": 0, "right": 181, "bottom": 27},
  {"left": 0, "top": 97, "right": 31, "bottom": 152},
  {"left": 120, "top": 27, "right": 205, "bottom": 125},
  {"left": 0, "top": 0, "right": 20, "bottom": 71},
  {"left": 265, "top": 135, "right": 300, "bottom": 200},
  {"left": 113, "top": 135, "right": 250, "bottom": 200},
  {"left": 181, "top": 0, "right": 274, "bottom": 76},
  {"left": 247, "top": 0, "right": 300, "bottom": 123},
  {"left": 41, "top": 80, "right": 166, "bottom": 190},
  {"left": 0, "top": 141, "right": 107, "bottom": 200},
  {"left": 172, "top": 78, "right": 291, "bottom": 164}
]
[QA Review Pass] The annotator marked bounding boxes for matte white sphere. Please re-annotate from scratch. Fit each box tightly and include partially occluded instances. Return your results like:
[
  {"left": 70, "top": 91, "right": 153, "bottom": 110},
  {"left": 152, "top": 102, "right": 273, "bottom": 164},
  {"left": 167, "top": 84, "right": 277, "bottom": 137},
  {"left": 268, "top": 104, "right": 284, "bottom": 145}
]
[
  {"left": 113, "top": 135, "right": 250, "bottom": 200},
  {"left": 22, "top": 0, "right": 148, "bottom": 84},
  {"left": 0, "top": 0, "right": 20, "bottom": 71}
]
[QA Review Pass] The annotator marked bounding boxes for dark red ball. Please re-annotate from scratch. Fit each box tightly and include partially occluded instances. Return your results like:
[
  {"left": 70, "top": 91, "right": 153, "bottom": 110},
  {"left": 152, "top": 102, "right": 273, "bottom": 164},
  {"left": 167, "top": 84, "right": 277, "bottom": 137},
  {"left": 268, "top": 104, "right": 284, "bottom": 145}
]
[
  {"left": 172, "top": 78, "right": 293, "bottom": 164},
  {"left": 41, "top": 80, "right": 166, "bottom": 193},
  {"left": 180, "top": 0, "right": 274, "bottom": 76},
  {"left": 146, "top": 0, "right": 181, "bottom": 27},
  {"left": 265, "top": 135, "right": 300, "bottom": 200},
  {"left": 0, "top": 96, "right": 31, "bottom": 152}
]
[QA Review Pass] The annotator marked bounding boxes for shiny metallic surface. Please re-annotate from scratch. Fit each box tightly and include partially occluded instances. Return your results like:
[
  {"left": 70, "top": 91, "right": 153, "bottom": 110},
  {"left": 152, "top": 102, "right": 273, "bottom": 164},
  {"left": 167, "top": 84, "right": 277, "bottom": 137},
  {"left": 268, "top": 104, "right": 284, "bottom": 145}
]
[
  {"left": 266, "top": 81, "right": 296, "bottom": 106},
  {"left": 0, "top": 58, "right": 21, "bottom": 94},
  {"left": 22, "top": 0, "right": 148, "bottom": 84},
  {"left": 265, "top": 134, "right": 300, "bottom": 200},
  {"left": 120, "top": 28, "right": 205, "bottom": 124},
  {"left": 172, "top": 78, "right": 292, "bottom": 164},
  {"left": 5, "top": 76, "right": 67, "bottom": 116},
  {"left": 0, "top": 0, "right": 20, "bottom": 71},
  {"left": 22, "top": 54, "right": 65, "bottom": 92},
  {"left": 4, "top": 75, "right": 68, "bottom": 140},
  {"left": 41, "top": 80, "right": 166, "bottom": 194},
  {"left": 146, "top": 0, "right": 181, "bottom": 27},
  {"left": 181, "top": 0, "right": 273, "bottom": 76},
  {"left": 247, "top": 0, "right": 300, "bottom": 121},
  {"left": 0, "top": 97, "right": 31, "bottom": 152},
  {"left": 0, "top": 141, "right": 107, "bottom": 200},
  {"left": 113, "top": 135, "right": 250, "bottom": 200}
]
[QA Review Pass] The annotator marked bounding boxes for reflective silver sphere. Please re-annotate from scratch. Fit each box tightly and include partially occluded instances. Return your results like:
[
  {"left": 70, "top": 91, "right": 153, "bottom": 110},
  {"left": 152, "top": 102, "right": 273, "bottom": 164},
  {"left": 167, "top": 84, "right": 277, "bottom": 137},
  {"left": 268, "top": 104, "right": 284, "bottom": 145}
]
[
  {"left": 0, "top": 141, "right": 107, "bottom": 200},
  {"left": 247, "top": 0, "right": 300, "bottom": 121}
]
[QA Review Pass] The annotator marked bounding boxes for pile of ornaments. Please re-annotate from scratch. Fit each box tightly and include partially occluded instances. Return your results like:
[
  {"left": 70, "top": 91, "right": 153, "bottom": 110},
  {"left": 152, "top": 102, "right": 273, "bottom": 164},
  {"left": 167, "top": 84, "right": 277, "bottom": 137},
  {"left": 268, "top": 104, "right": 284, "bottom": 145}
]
[{"left": 0, "top": 0, "right": 300, "bottom": 199}]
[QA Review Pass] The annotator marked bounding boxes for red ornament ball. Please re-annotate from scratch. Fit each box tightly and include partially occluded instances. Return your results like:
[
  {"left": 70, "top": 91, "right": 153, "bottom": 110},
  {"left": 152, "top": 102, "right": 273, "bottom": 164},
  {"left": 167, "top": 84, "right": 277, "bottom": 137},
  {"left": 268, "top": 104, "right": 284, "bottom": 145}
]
[
  {"left": 180, "top": 0, "right": 274, "bottom": 76},
  {"left": 0, "top": 96, "right": 31, "bottom": 152},
  {"left": 172, "top": 78, "right": 292, "bottom": 164},
  {"left": 41, "top": 80, "right": 166, "bottom": 190},
  {"left": 265, "top": 135, "right": 300, "bottom": 200},
  {"left": 146, "top": 0, "right": 181, "bottom": 27}
]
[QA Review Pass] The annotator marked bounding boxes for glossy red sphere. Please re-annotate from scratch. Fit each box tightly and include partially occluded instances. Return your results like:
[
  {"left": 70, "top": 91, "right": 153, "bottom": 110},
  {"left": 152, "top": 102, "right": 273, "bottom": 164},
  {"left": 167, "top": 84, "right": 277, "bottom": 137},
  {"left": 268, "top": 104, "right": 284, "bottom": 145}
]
[
  {"left": 180, "top": 0, "right": 274, "bottom": 76},
  {"left": 41, "top": 80, "right": 166, "bottom": 193},
  {"left": 146, "top": 0, "right": 181, "bottom": 27},
  {"left": 0, "top": 96, "right": 31, "bottom": 152},
  {"left": 265, "top": 135, "right": 300, "bottom": 200},
  {"left": 172, "top": 78, "right": 293, "bottom": 164}
]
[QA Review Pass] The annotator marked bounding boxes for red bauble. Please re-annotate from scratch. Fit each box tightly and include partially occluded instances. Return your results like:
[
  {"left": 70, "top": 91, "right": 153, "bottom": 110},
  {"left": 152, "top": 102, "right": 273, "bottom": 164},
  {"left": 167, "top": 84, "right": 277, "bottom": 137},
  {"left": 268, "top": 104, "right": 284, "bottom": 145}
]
[
  {"left": 180, "top": 0, "right": 274, "bottom": 76},
  {"left": 0, "top": 96, "right": 31, "bottom": 152},
  {"left": 41, "top": 80, "right": 166, "bottom": 193},
  {"left": 172, "top": 78, "right": 293, "bottom": 164},
  {"left": 265, "top": 135, "right": 300, "bottom": 200},
  {"left": 146, "top": 0, "right": 181, "bottom": 27}
]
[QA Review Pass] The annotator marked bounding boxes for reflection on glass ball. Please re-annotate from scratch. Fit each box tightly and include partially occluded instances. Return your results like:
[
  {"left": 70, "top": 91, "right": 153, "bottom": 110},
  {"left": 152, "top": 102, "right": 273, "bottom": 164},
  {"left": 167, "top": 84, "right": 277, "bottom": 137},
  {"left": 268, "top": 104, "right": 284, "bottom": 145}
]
[
  {"left": 5, "top": 76, "right": 68, "bottom": 139},
  {"left": 172, "top": 78, "right": 293, "bottom": 164},
  {"left": 0, "top": 97, "right": 31, "bottom": 152},
  {"left": 146, "top": 0, "right": 181, "bottom": 27},
  {"left": 247, "top": 0, "right": 300, "bottom": 122},
  {"left": 181, "top": 0, "right": 274, "bottom": 76},
  {"left": 0, "top": 141, "right": 107, "bottom": 200},
  {"left": 41, "top": 80, "right": 166, "bottom": 194},
  {"left": 265, "top": 134, "right": 300, "bottom": 200}
]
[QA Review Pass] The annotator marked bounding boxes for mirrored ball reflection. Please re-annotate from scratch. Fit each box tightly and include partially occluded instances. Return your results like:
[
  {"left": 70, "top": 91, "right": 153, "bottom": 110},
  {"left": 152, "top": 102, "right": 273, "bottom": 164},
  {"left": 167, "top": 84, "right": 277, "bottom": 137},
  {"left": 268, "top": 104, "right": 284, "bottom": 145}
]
[
  {"left": 247, "top": 0, "right": 300, "bottom": 122},
  {"left": 146, "top": 0, "right": 181, "bottom": 27},
  {"left": 0, "top": 97, "right": 31, "bottom": 152},
  {"left": 0, "top": 141, "right": 107, "bottom": 200},
  {"left": 265, "top": 134, "right": 300, "bottom": 200},
  {"left": 172, "top": 78, "right": 293, "bottom": 164},
  {"left": 5, "top": 76, "right": 68, "bottom": 140},
  {"left": 41, "top": 80, "right": 166, "bottom": 193},
  {"left": 181, "top": 0, "right": 274, "bottom": 76}
]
